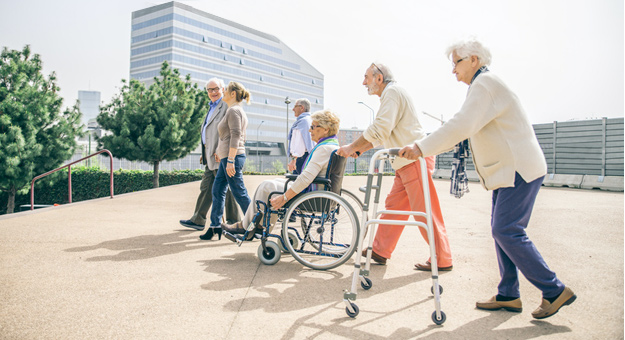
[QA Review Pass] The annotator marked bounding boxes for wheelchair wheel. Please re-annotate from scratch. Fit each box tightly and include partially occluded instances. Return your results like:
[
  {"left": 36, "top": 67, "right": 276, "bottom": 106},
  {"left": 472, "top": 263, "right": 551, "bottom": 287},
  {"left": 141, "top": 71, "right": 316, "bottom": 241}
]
[
  {"left": 340, "top": 189, "right": 367, "bottom": 228},
  {"left": 277, "top": 231, "right": 299, "bottom": 253},
  {"left": 282, "top": 191, "right": 359, "bottom": 270},
  {"left": 257, "top": 240, "right": 281, "bottom": 265}
]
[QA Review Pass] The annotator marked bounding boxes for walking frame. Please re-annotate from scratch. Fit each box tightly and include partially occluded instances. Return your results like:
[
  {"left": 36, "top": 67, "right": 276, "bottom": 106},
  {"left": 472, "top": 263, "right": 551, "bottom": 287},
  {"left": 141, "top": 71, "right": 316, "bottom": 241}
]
[{"left": 342, "top": 148, "right": 446, "bottom": 325}]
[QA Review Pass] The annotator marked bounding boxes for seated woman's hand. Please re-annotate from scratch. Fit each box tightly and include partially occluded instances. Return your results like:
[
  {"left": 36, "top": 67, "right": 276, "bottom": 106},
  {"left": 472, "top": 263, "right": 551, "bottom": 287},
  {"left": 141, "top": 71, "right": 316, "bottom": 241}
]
[{"left": 270, "top": 195, "right": 286, "bottom": 210}]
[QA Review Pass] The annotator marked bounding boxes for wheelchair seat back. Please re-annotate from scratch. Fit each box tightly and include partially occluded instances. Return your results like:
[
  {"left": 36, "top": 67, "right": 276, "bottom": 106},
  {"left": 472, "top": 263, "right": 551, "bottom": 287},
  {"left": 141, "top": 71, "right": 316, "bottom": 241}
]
[
  {"left": 324, "top": 150, "right": 347, "bottom": 194},
  {"left": 295, "top": 150, "right": 347, "bottom": 214}
]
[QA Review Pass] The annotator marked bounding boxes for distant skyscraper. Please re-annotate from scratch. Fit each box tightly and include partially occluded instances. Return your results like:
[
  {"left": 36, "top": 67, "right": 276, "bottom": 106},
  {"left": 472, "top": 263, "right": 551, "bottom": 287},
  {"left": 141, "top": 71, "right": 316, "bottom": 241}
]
[
  {"left": 78, "top": 90, "right": 101, "bottom": 126},
  {"left": 130, "top": 1, "right": 324, "bottom": 156}
]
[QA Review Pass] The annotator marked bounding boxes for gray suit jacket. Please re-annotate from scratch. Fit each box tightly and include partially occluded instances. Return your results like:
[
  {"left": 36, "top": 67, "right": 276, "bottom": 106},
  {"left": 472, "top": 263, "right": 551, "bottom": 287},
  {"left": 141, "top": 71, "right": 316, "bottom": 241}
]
[{"left": 201, "top": 100, "right": 228, "bottom": 170}]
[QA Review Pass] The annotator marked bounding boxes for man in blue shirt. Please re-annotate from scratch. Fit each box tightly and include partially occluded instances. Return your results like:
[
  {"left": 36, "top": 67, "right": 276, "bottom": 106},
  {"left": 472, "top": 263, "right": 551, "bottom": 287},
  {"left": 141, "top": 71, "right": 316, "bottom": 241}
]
[{"left": 287, "top": 98, "right": 315, "bottom": 174}]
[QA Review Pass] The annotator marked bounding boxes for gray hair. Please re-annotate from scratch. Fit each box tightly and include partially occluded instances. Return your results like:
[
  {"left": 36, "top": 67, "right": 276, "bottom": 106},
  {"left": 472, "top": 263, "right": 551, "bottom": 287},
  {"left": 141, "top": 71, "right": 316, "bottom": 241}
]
[
  {"left": 206, "top": 77, "right": 226, "bottom": 89},
  {"left": 445, "top": 38, "right": 492, "bottom": 67},
  {"left": 370, "top": 62, "right": 395, "bottom": 84},
  {"left": 295, "top": 98, "right": 311, "bottom": 112}
]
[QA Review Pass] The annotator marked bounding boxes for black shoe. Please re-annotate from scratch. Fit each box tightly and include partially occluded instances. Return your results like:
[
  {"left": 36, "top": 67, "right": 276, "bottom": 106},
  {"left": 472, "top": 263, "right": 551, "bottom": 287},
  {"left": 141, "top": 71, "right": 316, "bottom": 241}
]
[
  {"left": 180, "top": 219, "right": 204, "bottom": 231},
  {"left": 223, "top": 222, "right": 254, "bottom": 241},
  {"left": 199, "top": 226, "right": 222, "bottom": 240},
  {"left": 253, "top": 212, "right": 264, "bottom": 233}
]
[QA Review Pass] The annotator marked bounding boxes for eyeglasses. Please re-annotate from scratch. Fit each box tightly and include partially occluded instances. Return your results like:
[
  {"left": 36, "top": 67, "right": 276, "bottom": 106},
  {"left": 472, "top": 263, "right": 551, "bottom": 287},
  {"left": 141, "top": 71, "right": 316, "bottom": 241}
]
[
  {"left": 310, "top": 124, "right": 321, "bottom": 130},
  {"left": 371, "top": 63, "right": 384, "bottom": 78},
  {"left": 206, "top": 87, "right": 221, "bottom": 93},
  {"left": 452, "top": 58, "right": 466, "bottom": 68}
]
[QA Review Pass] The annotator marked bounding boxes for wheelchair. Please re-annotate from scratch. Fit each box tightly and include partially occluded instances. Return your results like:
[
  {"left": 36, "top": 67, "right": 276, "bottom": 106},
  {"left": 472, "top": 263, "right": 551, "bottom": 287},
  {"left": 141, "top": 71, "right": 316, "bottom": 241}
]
[{"left": 224, "top": 150, "right": 365, "bottom": 270}]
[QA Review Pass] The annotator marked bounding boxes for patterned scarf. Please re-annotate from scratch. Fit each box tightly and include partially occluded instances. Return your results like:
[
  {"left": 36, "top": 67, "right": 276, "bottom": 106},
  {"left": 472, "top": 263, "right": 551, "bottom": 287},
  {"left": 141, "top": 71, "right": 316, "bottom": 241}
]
[
  {"left": 450, "top": 66, "right": 489, "bottom": 199},
  {"left": 303, "top": 135, "right": 339, "bottom": 192}
]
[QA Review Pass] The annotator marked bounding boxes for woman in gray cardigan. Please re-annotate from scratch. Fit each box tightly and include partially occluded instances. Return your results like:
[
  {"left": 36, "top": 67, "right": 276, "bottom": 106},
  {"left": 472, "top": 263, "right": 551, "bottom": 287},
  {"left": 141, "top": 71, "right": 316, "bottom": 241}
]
[
  {"left": 399, "top": 39, "right": 575, "bottom": 320},
  {"left": 201, "top": 81, "right": 251, "bottom": 240}
]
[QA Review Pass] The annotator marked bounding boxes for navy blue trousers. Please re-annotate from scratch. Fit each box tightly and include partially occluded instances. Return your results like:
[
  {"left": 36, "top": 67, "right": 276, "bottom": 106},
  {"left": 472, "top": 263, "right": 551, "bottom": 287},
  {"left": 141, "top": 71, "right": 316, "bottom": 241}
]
[{"left": 491, "top": 173, "right": 564, "bottom": 299}]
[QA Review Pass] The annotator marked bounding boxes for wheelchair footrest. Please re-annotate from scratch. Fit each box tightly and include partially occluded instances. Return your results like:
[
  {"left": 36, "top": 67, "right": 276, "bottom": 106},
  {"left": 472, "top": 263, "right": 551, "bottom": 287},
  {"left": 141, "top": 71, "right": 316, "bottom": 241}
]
[{"left": 223, "top": 231, "right": 244, "bottom": 246}]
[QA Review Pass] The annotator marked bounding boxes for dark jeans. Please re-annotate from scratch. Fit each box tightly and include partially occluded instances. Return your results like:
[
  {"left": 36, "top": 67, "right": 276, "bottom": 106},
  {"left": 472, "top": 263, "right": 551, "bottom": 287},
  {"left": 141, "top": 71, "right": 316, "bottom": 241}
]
[
  {"left": 210, "top": 154, "right": 251, "bottom": 227},
  {"left": 190, "top": 167, "right": 239, "bottom": 225},
  {"left": 492, "top": 172, "right": 564, "bottom": 298}
]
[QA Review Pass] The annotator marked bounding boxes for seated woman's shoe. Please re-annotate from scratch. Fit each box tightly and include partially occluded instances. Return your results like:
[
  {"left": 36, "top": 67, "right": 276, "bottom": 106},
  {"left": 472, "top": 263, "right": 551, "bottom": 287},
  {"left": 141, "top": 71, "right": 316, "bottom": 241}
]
[
  {"left": 199, "top": 226, "right": 222, "bottom": 240},
  {"left": 223, "top": 222, "right": 255, "bottom": 242},
  {"left": 253, "top": 212, "right": 264, "bottom": 233}
]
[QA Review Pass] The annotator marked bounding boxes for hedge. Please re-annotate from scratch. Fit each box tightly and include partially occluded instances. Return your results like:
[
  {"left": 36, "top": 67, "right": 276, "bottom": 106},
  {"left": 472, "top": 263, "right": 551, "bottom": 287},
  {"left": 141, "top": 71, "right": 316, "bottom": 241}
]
[{"left": 0, "top": 167, "right": 204, "bottom": 215}]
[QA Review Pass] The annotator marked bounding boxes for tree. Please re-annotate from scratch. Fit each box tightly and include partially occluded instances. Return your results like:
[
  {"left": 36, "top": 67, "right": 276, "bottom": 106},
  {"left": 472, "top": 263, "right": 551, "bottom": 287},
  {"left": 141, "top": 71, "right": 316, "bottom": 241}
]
[
  {"left": 0, "top": 45, "right": 83, "bottom": 214},
  {"left": 97, "top": 61, "right": 207, "bottom": 188}
]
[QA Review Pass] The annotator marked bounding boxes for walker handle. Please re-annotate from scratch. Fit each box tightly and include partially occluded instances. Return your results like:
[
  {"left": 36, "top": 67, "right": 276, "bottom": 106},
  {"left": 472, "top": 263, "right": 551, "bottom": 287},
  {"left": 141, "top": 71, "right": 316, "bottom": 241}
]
[{"left": 387, "top": 148, "right": 400, "bottom": 156}]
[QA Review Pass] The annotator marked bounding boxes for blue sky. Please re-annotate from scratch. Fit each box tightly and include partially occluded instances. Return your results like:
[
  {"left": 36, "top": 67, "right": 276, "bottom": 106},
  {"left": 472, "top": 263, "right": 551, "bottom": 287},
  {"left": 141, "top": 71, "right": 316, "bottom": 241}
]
[{"left": 1, "top": 0, "right": 622, "bottom": 131}]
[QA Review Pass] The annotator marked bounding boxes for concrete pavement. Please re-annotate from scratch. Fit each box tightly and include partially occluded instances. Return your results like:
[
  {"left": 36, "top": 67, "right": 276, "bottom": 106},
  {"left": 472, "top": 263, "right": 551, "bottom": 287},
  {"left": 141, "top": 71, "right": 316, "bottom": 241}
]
[{"left": 0, "top": 175, "right": 623, "bottom": 339}]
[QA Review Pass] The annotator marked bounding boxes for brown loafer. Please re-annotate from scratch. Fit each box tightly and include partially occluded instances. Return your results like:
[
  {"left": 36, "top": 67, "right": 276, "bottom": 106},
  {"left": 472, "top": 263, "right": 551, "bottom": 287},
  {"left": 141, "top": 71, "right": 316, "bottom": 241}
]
[
  {"left": 531, "top": 287, "right": 576, "bottom": 319},
  {"left": 414, "top": 261, "right": 453, "bottom": 271},
  {"left": 361, "top": 249, "right": 387, "bottom": 265},
  {"left": 476, "top": 296, "right": 523, "bottom": 312}
]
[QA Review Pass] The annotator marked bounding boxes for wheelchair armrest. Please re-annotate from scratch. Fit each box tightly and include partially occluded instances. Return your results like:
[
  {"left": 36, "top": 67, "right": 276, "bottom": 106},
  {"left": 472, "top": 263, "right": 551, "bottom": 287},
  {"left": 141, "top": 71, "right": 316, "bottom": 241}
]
[
  {"left": 285, "top": 174, "right": 298, "bottom": 180},
  {"left": 312, "top": 178, "right": 331, "bottom": 186}
]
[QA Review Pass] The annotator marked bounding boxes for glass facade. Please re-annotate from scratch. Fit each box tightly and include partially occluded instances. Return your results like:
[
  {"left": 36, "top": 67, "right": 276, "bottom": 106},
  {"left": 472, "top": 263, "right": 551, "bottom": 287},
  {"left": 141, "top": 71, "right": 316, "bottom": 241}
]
[{"left": 130, "top": 2, "right": 324, "bottom": 155}]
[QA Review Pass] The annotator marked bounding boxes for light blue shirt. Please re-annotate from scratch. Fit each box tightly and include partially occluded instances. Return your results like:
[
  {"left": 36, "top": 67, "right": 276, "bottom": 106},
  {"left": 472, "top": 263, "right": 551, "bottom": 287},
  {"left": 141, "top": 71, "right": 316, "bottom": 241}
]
[{"left": 201, "top": 98, "right": 222, "bottom": 144}]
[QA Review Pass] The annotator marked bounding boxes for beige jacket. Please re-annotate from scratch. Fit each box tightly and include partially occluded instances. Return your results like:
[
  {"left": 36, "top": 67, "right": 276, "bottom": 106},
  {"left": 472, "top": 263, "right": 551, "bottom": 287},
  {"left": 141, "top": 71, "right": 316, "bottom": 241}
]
[
  {"left": 362, "top": 82, "right": 426, "bottom": 170},
  {"left": 417, "top": 72, "right": 547, "bottom": 190},
  {"left": 216, "top": 105, "right": 248, "bottom": 159}
]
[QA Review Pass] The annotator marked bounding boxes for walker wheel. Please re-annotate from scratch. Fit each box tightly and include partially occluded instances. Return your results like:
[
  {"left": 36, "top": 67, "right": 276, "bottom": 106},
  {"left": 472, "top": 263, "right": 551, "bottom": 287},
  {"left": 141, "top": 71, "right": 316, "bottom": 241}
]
[
  {"left": 257, "top": 241, "right": 281, "bottom": 265},
  {"left": 346, "top": 302, "right": 359, "bottom": 318},
  {"left": 431, "top": 284, "right": 443, "bottom": 295},
  {"left": 432, "top": 310, "right": 446, "bottom": 325},
  {"left": 361, "top": 277, "right": 373, "bottom": 290}
]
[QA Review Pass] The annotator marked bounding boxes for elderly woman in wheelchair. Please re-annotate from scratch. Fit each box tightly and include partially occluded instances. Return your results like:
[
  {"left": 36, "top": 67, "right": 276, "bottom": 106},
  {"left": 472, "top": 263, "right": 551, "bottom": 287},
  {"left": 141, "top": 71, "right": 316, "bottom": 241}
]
[{"left": 222, "top": 109, "right": 362, "bottom": 270}]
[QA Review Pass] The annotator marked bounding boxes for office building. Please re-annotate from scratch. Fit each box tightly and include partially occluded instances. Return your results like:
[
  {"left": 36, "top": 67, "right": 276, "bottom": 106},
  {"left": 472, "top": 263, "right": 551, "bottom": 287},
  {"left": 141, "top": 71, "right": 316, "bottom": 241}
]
[
  {"left": 130, "top": 1, "right": 324, "bottom": 157},
  {"left": 78, "top": 90, "right": 101, "bottom": 126}
]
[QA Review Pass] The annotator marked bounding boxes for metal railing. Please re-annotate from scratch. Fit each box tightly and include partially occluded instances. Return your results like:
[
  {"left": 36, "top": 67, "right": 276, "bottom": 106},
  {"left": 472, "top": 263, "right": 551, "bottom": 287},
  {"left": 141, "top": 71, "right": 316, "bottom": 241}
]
[{"left": 30, "top": 150, "right": 114, "bottom": 210}]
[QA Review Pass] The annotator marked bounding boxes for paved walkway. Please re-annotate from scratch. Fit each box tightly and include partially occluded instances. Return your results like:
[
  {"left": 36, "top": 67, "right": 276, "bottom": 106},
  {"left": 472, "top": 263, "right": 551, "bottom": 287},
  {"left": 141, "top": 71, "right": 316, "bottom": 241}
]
[{"left": 1, "top": 176, "right": 623, "bottom": 339}]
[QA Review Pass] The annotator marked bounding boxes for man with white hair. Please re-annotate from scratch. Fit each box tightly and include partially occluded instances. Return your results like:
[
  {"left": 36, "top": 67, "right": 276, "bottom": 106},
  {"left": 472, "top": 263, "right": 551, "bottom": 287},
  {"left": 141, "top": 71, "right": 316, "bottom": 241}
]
[
  {"left": 179, "top": 78, "right": 239, "bottom": 235},
  {"left": 288, "top": 98, "right": 315, "bottom": 174},
  {"left": 337, "top": 63, "right": 453, "bottom": 270}
]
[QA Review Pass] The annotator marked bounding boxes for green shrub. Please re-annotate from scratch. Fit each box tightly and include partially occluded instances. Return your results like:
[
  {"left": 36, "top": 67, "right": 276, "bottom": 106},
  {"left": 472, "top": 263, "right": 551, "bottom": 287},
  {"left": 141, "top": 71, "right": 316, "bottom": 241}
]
[{"left": 0, "top": 167, "right": 203, "bottom": 215}]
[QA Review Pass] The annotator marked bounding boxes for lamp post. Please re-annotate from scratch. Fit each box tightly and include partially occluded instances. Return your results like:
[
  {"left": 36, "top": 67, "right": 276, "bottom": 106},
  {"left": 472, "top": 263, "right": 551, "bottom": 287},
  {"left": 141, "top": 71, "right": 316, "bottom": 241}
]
[
  {"left": 358, "top": 101, "right": 375, "bottom": 126},
  {"left": 284, "top": 96, "right": 291, "bottom": 167},
  {"left": 422, "top": 111, "right": 445, "bottom": 125},
  {"left": 256, "top": 120, "right": 264, "bottom": 172}
]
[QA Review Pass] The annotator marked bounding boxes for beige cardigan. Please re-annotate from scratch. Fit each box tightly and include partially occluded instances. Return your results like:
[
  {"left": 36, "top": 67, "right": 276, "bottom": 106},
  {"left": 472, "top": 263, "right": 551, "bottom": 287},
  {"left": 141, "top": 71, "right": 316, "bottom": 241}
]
[{"left": 417, "top": 72, "right": 547, "bottom": 190}]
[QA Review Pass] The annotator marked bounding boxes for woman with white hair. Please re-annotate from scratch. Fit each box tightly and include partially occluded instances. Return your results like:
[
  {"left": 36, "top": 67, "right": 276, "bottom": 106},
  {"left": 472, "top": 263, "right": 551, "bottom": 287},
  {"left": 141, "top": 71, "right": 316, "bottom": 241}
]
[
  {"left": 399, "top": 39, "right": 576, "bottom": 320},
  {"left": 223, "top": 109, "right": 341, "bottom": 239}
]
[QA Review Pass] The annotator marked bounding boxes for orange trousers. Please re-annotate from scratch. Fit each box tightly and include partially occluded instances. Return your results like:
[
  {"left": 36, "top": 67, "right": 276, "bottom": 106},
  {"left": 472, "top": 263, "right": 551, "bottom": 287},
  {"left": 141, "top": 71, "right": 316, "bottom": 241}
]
[{"left": 372, "top": 156, "right": 453, "bottom": 267}]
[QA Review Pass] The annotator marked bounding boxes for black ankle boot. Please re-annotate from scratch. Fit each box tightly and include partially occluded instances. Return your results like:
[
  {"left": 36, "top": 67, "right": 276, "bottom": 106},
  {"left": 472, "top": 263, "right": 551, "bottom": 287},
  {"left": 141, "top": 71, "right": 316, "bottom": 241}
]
[{"left": 199, "top": 226, "right": 222, "bottom": 240}]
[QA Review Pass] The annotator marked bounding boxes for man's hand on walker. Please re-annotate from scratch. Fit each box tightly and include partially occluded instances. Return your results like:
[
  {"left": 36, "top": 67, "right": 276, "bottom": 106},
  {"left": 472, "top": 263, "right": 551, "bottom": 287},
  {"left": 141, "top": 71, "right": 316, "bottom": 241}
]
[{"left": 398, "top": 143, "right": 422, "bottom": 160}]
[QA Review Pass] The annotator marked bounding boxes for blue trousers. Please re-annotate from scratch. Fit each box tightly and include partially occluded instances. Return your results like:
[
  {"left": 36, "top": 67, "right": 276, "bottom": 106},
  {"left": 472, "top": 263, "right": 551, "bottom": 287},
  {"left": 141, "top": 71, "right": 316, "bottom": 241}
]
[
  {"left": 209, "top": 155, "right": 251, "bottom": 228},
  {"left": 491, "top": 173, "right": 564, "bottom": 299}
]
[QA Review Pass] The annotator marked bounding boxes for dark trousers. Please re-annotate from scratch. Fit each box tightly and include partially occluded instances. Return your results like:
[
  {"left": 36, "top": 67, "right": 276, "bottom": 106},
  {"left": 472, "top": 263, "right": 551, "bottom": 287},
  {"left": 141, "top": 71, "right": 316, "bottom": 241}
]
[
  {"left": 210, "top": 155, "right": 252, "bottom": 227},
  {"left": 492, "top": 172, "right": 564, "bottom": 298},
  {"left": 293, "top": 152, "right": 309, "bottom": 175},
  {"left": 190, "top": 166, "right": 240, "bottom": 225}
]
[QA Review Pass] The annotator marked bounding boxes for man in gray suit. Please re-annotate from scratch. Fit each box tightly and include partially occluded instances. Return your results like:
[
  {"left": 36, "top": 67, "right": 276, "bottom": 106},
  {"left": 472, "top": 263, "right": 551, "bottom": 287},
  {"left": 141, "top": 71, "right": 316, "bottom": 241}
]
[{"left": 180, "top": 78, "right": 240, "bottom": 234}]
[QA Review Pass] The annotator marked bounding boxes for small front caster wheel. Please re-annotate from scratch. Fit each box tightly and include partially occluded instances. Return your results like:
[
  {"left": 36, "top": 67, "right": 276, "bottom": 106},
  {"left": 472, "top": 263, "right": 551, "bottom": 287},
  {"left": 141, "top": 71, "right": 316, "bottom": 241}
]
[
  {"left": 360, "top": 277, "right": 373, "bottom": 290},
  {"left": 432, "top": 310, "right": 446, "bottom": 325},
  {"left": 346, "top": 302, "right": 359, "bottom": 318},
  {"left": 257, "top": 241, "right": 281, "bottom": 265},
  {"left": 431, "top": 284, "right": 443, "bottom": 295}
]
